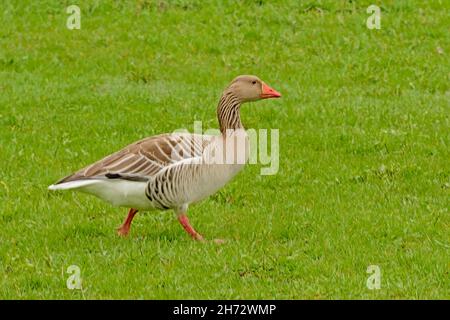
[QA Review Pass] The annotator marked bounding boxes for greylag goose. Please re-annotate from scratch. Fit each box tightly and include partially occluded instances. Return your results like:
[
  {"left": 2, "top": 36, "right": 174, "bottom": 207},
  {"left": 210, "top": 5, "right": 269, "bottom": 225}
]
[{"left": 49, "top": 75, "right": 281, "bottom": 240}]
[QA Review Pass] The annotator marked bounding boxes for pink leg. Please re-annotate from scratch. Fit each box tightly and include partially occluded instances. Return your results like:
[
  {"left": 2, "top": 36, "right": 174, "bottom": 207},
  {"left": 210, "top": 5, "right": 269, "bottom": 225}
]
[
  {"left": 117, "top": 208, "right": 138, "bottom": 237},
  {"left": 178, "top": 214, "right": 204, "bottom": 241}
]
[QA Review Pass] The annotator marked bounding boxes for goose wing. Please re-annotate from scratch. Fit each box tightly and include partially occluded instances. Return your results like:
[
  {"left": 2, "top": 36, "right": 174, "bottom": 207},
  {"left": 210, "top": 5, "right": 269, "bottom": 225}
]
[{"left": 54, "top": 133, "right": 214, "bottom": 184}]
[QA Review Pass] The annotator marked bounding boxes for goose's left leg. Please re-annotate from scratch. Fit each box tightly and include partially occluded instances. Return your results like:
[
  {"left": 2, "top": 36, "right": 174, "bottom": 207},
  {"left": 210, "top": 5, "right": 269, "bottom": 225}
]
[
  {"left": 176, "top": 206, "right": 224, "bottom": 243},
  {"left": 178, "top": 213, "right": 204, "bottom": 241},
  {"left": 117, "top": 208, "right": 138, "bottom": 236},
  {"left": 175, "top": 205, "right": 203, "bottom": 241}
]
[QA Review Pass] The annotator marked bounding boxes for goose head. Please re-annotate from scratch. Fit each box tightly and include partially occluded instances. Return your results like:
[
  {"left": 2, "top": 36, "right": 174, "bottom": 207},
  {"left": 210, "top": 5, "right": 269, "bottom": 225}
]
[{"left": 226, "top": 75, "right": 281, "bottom": 102}]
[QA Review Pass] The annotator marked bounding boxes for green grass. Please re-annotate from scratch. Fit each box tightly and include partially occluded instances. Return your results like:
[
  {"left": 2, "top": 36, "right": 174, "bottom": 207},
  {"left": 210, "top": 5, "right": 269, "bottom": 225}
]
[{"left": 0, "top": 0, "right": 449, "bottom": 299}]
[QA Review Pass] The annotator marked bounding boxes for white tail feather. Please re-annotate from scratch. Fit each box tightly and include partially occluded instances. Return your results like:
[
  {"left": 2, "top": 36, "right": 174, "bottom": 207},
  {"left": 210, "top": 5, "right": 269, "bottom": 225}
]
[
  {"left": 48, "top": 178, "right": 152, "bottom": 209},
  {"left": 48, "top": 180, "right": 99, "bottom": 191}
]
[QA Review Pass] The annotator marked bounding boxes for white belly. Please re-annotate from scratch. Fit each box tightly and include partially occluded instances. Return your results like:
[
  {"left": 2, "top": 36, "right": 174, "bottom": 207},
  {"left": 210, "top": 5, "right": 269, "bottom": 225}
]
[{"left": 80, "top": 180, "right": 154, "bottom": 210}]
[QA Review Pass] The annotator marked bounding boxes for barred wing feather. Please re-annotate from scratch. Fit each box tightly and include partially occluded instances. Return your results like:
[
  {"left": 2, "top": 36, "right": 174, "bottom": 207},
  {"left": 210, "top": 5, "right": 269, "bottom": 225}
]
[{"left": 54, "top": 133, "right": 214, "bottom": 184}]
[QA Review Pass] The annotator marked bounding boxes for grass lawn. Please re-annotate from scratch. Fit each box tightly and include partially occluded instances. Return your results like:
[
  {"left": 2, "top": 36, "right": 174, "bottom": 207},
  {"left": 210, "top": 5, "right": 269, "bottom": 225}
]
[{"left": 0, "top": 0, "right": 449, "bottom": 299}]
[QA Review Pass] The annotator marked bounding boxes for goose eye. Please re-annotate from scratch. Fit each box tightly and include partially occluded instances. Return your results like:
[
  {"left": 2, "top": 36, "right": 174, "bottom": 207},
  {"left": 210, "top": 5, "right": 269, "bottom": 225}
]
[{"left": 252, "top": 81, "right": 257, "bottom": 85}]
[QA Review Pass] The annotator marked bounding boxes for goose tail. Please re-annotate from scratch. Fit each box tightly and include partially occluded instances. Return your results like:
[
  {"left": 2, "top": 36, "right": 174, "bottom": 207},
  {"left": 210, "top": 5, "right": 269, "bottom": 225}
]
[{"left": 48, "top": 179, "right": 98, "bottom": 191}]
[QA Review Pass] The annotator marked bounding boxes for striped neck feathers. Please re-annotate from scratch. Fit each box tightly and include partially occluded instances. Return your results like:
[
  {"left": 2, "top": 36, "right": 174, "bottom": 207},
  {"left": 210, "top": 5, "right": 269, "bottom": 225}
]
[{"left": 217, "top": 90, "right": 243, "bottom": 134}]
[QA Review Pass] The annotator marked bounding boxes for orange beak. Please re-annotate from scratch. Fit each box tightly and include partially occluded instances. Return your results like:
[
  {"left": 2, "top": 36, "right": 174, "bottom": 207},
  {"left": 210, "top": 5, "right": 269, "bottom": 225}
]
[{"left": 261, "top": 82, "right": 282, "bottom": 99}]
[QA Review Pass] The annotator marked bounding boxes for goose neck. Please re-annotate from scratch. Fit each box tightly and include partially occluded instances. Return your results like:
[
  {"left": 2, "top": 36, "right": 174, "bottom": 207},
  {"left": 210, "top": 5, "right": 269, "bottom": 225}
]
[{"left": 217, "top": 90, "right": 243, "bottom": 134}]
